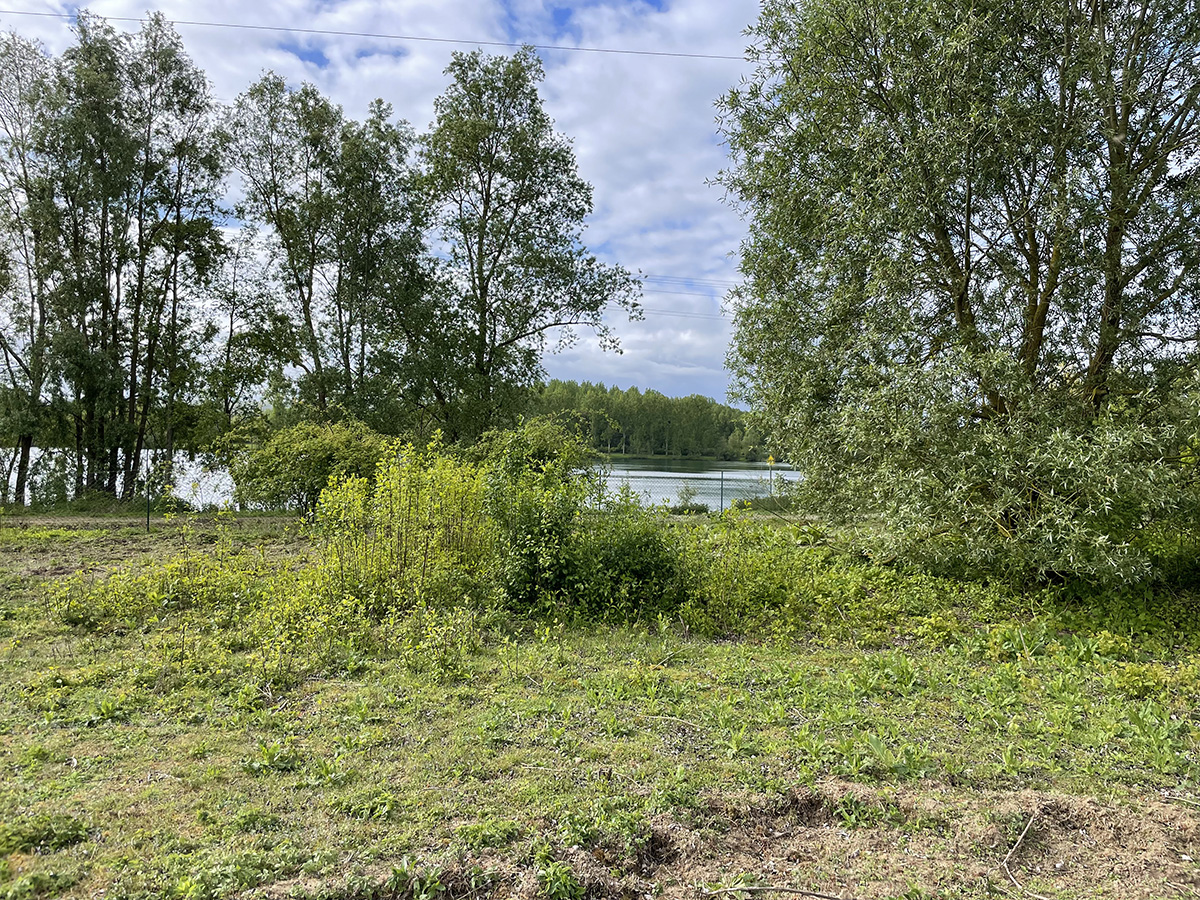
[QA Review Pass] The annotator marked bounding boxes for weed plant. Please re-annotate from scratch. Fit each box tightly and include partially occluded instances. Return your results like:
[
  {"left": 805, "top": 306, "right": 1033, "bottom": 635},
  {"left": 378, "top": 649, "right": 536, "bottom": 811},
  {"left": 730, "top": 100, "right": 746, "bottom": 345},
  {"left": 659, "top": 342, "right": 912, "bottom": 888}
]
[{"left": 5, "top": 425, "right": 1200, "bottom": 898}]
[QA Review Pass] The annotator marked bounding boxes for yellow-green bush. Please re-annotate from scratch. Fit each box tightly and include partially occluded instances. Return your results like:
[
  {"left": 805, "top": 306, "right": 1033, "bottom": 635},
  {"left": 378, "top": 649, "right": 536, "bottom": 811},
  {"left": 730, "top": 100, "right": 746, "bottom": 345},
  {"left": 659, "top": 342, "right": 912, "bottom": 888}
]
[{"left": 314, "top": 438, "right": 500, "bottom": 615}]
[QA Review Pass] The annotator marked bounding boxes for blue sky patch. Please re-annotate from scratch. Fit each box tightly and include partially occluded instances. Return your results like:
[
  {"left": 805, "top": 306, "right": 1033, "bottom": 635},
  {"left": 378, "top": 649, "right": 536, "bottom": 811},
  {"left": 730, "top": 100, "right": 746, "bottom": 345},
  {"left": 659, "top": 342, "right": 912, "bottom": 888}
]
[{"left": 279, "top": 40, "right": 330, "bottom": 70}]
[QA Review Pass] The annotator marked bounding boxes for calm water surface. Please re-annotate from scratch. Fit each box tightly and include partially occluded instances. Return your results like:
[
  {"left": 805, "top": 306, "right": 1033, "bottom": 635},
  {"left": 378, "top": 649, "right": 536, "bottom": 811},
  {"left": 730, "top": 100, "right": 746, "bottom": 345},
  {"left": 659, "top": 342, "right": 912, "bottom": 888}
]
[
  {"left": 9, "top": 450, "right": 795, "bottom": 513},
  {"left": 602, "top": 458, "right": 799, "bottom": 511}
]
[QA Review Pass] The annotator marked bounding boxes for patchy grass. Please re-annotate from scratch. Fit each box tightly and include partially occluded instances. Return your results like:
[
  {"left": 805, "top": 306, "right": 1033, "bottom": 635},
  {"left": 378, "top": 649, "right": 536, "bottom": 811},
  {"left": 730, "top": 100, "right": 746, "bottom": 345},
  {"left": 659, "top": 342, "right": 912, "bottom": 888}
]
[{"left": 0, "top": 517, "right": 1197, "bottom": 900}]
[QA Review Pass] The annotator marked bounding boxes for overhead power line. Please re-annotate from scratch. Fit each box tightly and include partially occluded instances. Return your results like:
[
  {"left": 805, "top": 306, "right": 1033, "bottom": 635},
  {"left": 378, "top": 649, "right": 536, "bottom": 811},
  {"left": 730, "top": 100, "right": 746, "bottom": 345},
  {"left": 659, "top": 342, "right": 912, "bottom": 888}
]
[
  {"left": 639, "top": 306, "right": 726, "bottom": 321},
  {"left": 644, "top": 288, "right": 729, "bottom": 300},
  {"left": 0, "top": 8, "right": 746, "bottom": 61},
  {"left": 643, "top": 273, "right": 739, "bottom": 288}
]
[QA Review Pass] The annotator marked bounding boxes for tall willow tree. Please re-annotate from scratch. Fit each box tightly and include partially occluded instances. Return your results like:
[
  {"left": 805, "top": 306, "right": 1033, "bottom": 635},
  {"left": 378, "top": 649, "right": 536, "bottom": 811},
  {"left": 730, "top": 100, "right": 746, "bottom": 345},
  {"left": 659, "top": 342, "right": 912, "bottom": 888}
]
[
  {"left": 0, "top": 32, "right": 54, "bottom": 504},
  {"left": 228, "top": 78, "right": 430, "bottom": 427},
  {"left": 418, "top": 48, "right": 641, "bottom": 441},
  {"left": 720, "top": 0, "right": 1200, "bottom": 581}
]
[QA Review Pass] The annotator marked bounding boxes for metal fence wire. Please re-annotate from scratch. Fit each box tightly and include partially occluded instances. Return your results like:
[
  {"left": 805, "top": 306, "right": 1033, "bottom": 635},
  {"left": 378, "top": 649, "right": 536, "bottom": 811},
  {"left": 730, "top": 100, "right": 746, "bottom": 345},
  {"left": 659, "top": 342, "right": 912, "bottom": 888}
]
[
  {"left": 0, "top": 463, "right": 796, "bottom": 533},
  {"left": 604, "top": 467, "right": 796, "bottom": 514}
]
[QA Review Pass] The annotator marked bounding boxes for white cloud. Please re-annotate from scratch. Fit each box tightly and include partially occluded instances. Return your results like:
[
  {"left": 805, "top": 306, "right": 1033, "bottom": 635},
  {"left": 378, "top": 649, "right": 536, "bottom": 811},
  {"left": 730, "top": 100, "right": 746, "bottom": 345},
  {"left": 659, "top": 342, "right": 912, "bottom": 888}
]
[{"left": 0, "top": 0, "right": 759, "bottom": 401}]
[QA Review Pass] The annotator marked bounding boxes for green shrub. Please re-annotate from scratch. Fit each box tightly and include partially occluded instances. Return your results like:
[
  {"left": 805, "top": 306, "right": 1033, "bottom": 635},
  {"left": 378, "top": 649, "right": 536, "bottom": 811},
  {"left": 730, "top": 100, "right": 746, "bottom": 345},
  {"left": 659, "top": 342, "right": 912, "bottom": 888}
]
[
  {"left": 228, "top": 419, "right": 388, "bottom": 511},
  {"left": 482, "top": 419, "right": 684, "bottom": 620},
  {"left": 314, "top": 437, "right": 499, "bottom": 615},
  {"left": 677, "top": 512, "right": 1022, "bottom": 642},
  {"left": 677, "top": 513, "right": 810, "bottom": 636},
  {"left": 482, "top": 419, "right": 599, "bottom": 612},
  {"left": 567, "top": 493, "right": 684, "bottom": 620}
]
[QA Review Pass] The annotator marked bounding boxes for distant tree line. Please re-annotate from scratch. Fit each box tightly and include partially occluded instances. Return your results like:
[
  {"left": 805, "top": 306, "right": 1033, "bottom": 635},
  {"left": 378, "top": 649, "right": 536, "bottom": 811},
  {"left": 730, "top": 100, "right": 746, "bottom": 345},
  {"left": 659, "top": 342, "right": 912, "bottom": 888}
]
[
  {"left": 0, "top": 14, "right": 638, "bottom": 505},
  {"left": 530, "top": 380, "right": 766, "bottom": 461}
]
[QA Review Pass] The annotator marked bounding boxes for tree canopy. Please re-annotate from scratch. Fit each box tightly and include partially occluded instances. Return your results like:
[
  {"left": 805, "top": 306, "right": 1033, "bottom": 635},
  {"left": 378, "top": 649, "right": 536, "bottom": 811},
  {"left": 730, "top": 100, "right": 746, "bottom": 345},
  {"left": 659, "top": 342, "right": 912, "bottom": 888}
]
[
  {"left": 417, "top": 49, "right": 641, "bottom": 440},
  {"left": 719, "top": 0, "right": 1200, "bottom": 581},
  {"left": 0, "top": 23, "right": 640, "bottom": 504}
]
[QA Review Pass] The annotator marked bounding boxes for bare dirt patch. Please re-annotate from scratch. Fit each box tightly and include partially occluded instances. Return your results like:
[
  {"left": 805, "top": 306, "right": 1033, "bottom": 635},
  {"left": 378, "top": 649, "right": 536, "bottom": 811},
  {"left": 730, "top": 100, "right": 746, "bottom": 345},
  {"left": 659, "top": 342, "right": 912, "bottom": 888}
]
[
  {"left": 630, "top": 780, "right": 1200, "bottom": 899},
  {"left": 249, "top": 782, "right": 1200, "bottom": 900}
]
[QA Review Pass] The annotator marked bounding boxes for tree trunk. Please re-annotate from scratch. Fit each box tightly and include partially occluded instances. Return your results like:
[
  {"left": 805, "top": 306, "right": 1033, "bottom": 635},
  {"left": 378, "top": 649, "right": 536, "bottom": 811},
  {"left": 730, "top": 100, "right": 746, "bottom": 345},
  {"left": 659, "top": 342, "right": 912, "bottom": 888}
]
[{"left": 13, "top": 433, "right": 33, "bottom": 507}]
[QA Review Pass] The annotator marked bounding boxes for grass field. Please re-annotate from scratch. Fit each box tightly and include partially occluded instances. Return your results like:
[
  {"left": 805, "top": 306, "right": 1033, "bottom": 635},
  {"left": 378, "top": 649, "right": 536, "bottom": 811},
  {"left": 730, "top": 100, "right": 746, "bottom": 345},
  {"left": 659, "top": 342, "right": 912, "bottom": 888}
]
[{"left": 0, "top": 515, "right": 1198, "bottom": 900}]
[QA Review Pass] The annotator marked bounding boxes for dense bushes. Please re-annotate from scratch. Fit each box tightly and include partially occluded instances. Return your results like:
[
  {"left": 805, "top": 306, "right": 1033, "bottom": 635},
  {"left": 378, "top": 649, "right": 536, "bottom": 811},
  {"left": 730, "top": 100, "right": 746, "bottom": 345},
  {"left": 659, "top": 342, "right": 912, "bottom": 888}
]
[
  {"left": 480, "top": 419, "right": 684, "bottom": 619},
  {"left": 47, "top": 422, "right": 693, "bottom": 684},
  {"left": 227, "top": 420, "right": 389, "bottom": 511},
  {"left": 315, "top": 439, "right": 498, "bottom": 615},
  {"left": 66, "top": 420, "right": 1180, "bottom": 692}
]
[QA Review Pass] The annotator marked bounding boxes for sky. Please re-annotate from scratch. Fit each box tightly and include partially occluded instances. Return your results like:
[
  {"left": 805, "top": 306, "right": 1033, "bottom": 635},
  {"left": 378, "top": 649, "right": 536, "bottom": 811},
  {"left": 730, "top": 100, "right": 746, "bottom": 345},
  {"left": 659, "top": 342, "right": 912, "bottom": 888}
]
[{"left": 0, "top": 0, "right": 761, "bottom": 402}]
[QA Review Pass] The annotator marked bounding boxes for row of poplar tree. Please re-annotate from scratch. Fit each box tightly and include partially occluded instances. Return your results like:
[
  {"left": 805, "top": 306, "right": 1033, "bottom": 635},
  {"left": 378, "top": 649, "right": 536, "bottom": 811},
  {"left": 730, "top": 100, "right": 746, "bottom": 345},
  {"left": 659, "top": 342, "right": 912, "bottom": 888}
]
[{"left": 0, "top": 13, "right": 639, "bottom": 506}]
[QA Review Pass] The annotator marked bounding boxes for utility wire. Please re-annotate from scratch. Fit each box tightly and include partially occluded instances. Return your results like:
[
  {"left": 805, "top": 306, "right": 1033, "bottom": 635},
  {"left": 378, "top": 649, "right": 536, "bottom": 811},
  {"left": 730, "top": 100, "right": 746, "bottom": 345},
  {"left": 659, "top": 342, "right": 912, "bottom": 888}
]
[
  {"left": 643, "top": 287, "right": 730, "bottom": 300},
  {"left": 638, "top": 307, "right": 726, "bottom": 320},
  {"left": 0, "top": 8, "right": 746, "bottom": 61},
  {"left": 643, "top": 273, "right": 739, "bottom": 288},
  {"left": 0, "top": 8, "right": 742, "bottom": 322}
]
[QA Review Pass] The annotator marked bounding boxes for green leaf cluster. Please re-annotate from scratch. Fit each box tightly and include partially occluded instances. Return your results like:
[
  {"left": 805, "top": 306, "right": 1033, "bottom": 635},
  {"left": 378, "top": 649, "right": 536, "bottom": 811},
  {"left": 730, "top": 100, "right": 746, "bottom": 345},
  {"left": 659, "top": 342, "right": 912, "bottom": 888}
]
[
  {"left": 719, "top": 0, "right": 1200, "bottom": 584},
  {"left": 227, "top": 420, "right": 388, "bottom": 512}
]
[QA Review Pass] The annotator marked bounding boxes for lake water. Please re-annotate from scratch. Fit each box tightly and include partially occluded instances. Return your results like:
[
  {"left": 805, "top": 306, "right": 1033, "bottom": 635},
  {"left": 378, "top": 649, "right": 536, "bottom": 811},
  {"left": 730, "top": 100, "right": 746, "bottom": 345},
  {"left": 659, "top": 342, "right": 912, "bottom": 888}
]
[
  {"left": 603, "top": 458, "right": 800, "bottom": 511},
  {"left": 3, "top": 447, "right": 234, "bottom": 508},
  {"left": 6, "top": 448, "right": 794, "bottom": 513}
]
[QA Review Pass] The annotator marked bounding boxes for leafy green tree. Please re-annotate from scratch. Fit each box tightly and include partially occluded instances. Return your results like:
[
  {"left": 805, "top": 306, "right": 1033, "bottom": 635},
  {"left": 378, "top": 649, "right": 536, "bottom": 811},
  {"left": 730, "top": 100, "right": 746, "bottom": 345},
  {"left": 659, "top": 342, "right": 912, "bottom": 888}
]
[
  {"left": 418, "top": 48, "right": 641, "bottom": 440},
  {"left": 191, "top": 227, "right": 282, "bottom": 446},
  {"left": 2, "top": 14, "right": 225, "bottom": 502},
  {"left": 229, "top": 78, "right": 430, "bottom": 428},
  {"left": 227, "top": 75, "right": 343, "bottom": 414},
  {"left": 227, "top": 419, "right": 388, "bottom": 511},
  {"left": 528, "top": 379, "right": 755, "bottom": 460},
  {"left": 0, "top": 32, "right": 54, "bottom": 505},
  {"left": 719, "top": 0, "right": 1200, "bottom": 581}
]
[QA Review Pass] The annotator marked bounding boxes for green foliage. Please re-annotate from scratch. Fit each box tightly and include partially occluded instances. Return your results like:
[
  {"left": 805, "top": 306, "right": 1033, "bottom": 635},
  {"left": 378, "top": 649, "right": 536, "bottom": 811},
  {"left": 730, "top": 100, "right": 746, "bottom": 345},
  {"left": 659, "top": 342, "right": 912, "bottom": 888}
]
[
  {"left": 0, "top": 814, "right": 88, "bottom": 854},
  {"left": 45, "top": 437, "right": 499, "bottom": 686},
  {"left": 536, "top": 860, "right": 583, "bottom": 900},
  {"left": 9, "top": 513, "right": 1200, "bottom": 899},
  {"left": 227, "top": 74, "right": 429, "bottom": 427},
  {"left": 677, "top": 512, "right": 1018, "bottom": 642},
  {"left": 720, "top": 0, "right": 1200, "bottom": 585},
  {"left": 531, "top": 379, "right": 763, "bottom": 460},
  {"left": 567, "top": 493, "right": 683, "bottom": 619},
  {"left": 456, "top": 819, "right": 521, "bottom": 851},
  {"left": 0, "top": 15, "right": 226, "bottom": 506},
  {"left": 314, "top": 437, "right": 498, "bottom": 614},
  {"left": 390, "top": 604, "right": 483, "bottom": 677},
  {"left": 483, "top": 419, "right": 600, "bottom": 611},
  {"left": 333, "top": 789, "right": 403, "bottom": 821},
  {"left": 418, "top": 48, "right": 640, "bottom": 440},
  {"left": 228, "top": 420, "right": 388, "bottom": 511},
  {"left": 2, "top": 871, "right": 79, "bottom": 900},
  {"left": 241, "top": 740, "right": 303, "bottom": 775},
  {"left": 387, "top": 857, "right": 445, "bottom": 900},
  {"left": 48, "top": 536, "right": 272, "bottom": 632},
  {"left": 833, "top": 794, "right": 904, "bottom": 828},
  {"left": 483, "top": 419, "right": 683, "bottom": 618},
  {"left": 227, "top": 807, "right": 281, "bottom": 834}
]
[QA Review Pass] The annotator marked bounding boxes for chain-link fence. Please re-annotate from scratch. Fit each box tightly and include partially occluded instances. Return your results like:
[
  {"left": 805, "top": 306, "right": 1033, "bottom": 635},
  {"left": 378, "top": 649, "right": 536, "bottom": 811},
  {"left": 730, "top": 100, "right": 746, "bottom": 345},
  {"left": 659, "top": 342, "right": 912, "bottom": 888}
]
[
  {"left": 604, "top": 465, "right": 798, "bottom": 514},
  {"left": 0, "top": 455, "right": 245, "bottom": 534},
  {"left": 0, "top": 457, "right": 799, "bottom": 532}
]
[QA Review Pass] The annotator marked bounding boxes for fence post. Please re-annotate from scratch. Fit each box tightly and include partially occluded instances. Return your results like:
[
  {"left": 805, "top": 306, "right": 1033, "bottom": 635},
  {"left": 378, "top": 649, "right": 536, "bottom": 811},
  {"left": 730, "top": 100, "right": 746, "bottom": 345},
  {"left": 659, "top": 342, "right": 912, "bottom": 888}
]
[{"left": 720, "top": 470, "right": 724, "bottom": 512}]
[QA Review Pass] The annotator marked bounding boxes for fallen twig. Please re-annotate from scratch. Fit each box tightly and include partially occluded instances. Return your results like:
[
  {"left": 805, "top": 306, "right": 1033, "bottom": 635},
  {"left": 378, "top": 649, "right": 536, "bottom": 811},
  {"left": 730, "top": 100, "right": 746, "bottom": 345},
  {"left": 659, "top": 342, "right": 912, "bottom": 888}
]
[
  {"left": 700, "top": 886, "right": 859, "bottom": 900},
  {"left": 1002, "top": 812, "right": 1050, "bottom": 900},
  {"left": 651, "top": 648, "right": 685, "bottom": 667}
]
